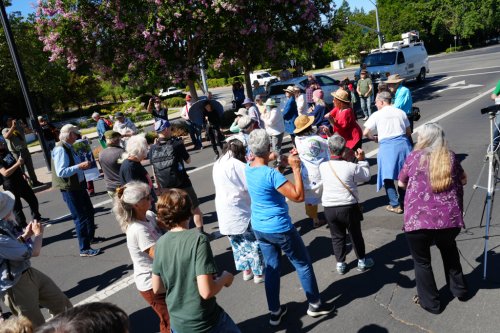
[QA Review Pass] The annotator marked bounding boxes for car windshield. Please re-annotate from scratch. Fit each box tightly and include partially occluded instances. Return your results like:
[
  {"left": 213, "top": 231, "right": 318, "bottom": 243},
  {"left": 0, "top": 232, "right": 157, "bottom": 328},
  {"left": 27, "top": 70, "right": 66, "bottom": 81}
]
[
  {"left": 364, "top": 52, "right": 397, "bottom": 67},
  {"left": 269, "top": 84, "right": 290, "bottom": 96},
  {"left": 261, "top": 73, "right": 271, "bottom": 78}
]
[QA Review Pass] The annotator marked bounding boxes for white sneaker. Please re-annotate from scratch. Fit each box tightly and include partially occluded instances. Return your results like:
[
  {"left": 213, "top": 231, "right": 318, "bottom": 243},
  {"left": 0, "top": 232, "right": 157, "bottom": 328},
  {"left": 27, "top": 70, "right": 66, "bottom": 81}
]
[
  {"left": 242, "top": 270, "right": 254, "bottom": 281},
  {"left": 254, "top": 275, "right": 265, "bottom": 284}
]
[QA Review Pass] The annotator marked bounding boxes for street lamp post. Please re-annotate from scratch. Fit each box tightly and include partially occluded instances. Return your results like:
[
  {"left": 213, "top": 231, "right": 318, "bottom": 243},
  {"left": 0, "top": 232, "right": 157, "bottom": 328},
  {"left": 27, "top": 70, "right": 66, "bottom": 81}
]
[
  {"left": 0, "top": 1, "right": 51, "bottom": 171},
  {"left": 368, "top": 0, "right": 382, "bottom": 49}
]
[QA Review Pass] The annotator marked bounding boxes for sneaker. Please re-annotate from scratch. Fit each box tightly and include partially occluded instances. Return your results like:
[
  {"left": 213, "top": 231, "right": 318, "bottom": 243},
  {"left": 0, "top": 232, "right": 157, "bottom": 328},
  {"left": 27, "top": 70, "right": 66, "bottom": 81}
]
[
  {"left": 31, "top": 181, "right": 44, "bottom": 187},
  {"left": 336, "top": 262, "right": 347, "bottom": 275},
  {"left": 79, "top": 248, "right": 101, "bottom": 257},
  {"left": 307, "top": 302, "right": 335, "bottom": 317},
  {"left": 243, "top": 270, "right": 254, "bottom": 281},
  {"left": 253, "top": 275, "right": 265, "bottom": 284},
  {"left": 357, "top": 257, "right": 375, "bottom": 272},
  {"left": 269, "top": 305, "right": 287, "bottom": 326}
]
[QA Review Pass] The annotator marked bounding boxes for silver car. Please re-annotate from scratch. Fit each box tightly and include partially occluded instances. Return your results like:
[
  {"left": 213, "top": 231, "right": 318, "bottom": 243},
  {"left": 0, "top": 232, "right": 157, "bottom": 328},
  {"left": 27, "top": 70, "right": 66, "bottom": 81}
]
[{"left": 267, "top": 74, "right": 340, "bottom": 111}]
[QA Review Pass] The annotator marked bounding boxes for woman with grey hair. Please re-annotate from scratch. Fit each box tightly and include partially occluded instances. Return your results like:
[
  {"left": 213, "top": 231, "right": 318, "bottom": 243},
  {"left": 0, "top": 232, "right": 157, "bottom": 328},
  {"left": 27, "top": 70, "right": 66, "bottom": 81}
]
[
  {"left": 112, "top": 181, "right": 169, "bottom": 332},
  {"left": 398, "top": 123, "right": 468, "bottom": 314},
  {"left": 245, "top": 129, "right": 333, "bottom": 326},
  {"left": 319, "top": 135, "right": 373, "bottom": 275},
  {"left": 119, "top": 135, "right": 156, "bottom": 205}
]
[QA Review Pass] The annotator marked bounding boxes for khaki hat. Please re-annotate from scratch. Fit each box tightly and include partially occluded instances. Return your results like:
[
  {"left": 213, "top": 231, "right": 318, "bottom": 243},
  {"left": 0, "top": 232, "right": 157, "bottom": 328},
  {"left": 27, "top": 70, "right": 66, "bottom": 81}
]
[
  {"left": 234, "top": 108, "right": 248, "bottom": 117},
  {"left": 294, "top": 115, "right": 315, "bottom": 134},
  {"left": 0, "top": 191, "right": 15, "bottom": 219},
  {"left": 265, "top": 99, "right": 277, "bottom": 107},
  {"left": 385, "top": 74, "right": 404, "bottom": 84},
  {"left": 60, "top": 124, "right": 80, "bottom": 134},
  {"left": 332, "top": 89, "right": 351, "bottom": 103},
  {"left": 237, "top": 115, "right": 253, "bottom": 130},
  {"left": 283, "top": 86, "right": 295, "bottom": 94}
]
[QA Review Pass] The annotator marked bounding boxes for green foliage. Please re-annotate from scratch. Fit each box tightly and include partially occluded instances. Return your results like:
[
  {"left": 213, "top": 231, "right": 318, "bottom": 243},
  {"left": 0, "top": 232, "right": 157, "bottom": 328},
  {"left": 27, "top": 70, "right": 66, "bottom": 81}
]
[{"left": 165, "top": 97, "right": 186, "bottom": 107}]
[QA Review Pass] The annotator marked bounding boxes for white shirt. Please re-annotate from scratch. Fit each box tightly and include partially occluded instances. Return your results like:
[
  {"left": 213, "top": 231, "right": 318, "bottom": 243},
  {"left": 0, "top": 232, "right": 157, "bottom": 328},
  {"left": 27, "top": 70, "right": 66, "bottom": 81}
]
[
  {"left": 262, "top": 107, "right": 285, "bottom": 136},
  {"left": 212, "top": 153, "right": 251, "bottom": 235},
  {"left": 180, "top": 102, "right": 192, "bottom": 120},
  {"left": 113, "top": 118, "right": 138, "bottom": 137},
  {"left": 296, "top": 94, "right": 307, "bottom": 115},
  {"left": 319, "top": 160, "right": 370, "bottom": 207},
  {"left": 364, "top": 105, "right": 409, "bottom": 141},
  {"left": 126, "top": 211, "right": 162, "bottom": 291}
]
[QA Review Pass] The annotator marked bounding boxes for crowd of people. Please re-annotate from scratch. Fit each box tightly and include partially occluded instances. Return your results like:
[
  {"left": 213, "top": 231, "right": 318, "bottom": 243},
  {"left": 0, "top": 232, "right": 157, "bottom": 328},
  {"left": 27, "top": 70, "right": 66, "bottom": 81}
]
[{"left": 0, "top": 73, "right": 483, "bottom": 332}]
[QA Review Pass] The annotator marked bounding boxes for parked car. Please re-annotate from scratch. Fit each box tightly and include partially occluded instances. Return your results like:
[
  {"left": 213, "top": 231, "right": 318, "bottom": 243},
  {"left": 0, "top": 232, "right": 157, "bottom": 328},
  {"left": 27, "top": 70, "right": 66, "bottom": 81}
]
[
  {"left": 267, "top": 74, "right": 340, "bottom": 111},
  {"left": 159, "top": 86, "right": 184, "bottom": 98},
  {"left": 250, "top": 71, "right": 278, "bottom": 88}
]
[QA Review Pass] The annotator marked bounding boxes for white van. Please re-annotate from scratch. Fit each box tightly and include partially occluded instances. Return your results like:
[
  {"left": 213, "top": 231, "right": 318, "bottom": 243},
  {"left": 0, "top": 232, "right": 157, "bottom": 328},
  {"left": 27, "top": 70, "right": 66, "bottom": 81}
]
[
  {"left": 356, "top": 31, "right": 429, "bottom": 83},
  {"left": 250, "top": 71, "right": 278, "bottom": 87}
]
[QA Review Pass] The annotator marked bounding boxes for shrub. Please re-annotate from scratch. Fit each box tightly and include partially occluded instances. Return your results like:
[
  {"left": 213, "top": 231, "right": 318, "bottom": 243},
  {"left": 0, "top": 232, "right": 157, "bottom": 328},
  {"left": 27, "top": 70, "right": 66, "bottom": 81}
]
[
  {"left": 165, "top": 97, "right": 186, "bottom": 107},
  {"left": 227, "top": 76, "right": 245, "bottom": 85}
]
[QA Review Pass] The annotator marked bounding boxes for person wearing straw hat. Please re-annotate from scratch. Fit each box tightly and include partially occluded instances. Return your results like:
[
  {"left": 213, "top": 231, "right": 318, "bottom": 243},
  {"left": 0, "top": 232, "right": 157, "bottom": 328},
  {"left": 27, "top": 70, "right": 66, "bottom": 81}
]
[
  {"left": 0, "top": 191, "right": 73, "bottom": 327},
  {"left": 262, "top": 98, "right": 285, "bottom": 167},
  {"left": 230, "top": 108, "right": 248, "bottom": 133},
  {"left": 282, "top": 86, "right": 299, "bottom": 145},
  {"left": 386, "top": 74, "right": 414, "bottom": 130},
  {"left": 326, "top": 89, "right": 363, "bottom": 160},
  {"left": 293, "top": 115, "right": 329, "bottom": 228},
  {"left": 363, "top": 91, "right": 412, "bottom": 214},
  {"left": 52, "top": 124, "right": 101, "bottom": 257}
]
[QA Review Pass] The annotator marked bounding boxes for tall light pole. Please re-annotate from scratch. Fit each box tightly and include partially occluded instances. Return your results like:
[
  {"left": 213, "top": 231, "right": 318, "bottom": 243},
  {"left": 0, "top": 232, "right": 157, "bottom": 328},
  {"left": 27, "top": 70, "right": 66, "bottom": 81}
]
[
  {"left": 0, "top": 1, "right": 51, "bottom": 170},
  {"left": 368, "top": 0, "right": 382, "bottom": 49}
]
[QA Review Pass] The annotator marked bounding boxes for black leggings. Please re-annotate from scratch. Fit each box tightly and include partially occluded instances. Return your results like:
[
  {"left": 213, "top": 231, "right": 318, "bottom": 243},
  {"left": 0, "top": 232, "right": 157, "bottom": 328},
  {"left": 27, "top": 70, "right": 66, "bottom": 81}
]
[{"left": 5, "top": 180, "right": 41, "bottom": 228}]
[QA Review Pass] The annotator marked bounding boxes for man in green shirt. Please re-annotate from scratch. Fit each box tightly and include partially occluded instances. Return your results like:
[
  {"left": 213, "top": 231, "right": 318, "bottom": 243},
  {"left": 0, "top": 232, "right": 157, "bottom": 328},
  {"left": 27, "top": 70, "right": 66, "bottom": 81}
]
[
  {"left": 152, "top": 188, "right": 239, "bottom": 333},
  {"left": 356, "top": 70, "right": 373, "bottom": 120}
]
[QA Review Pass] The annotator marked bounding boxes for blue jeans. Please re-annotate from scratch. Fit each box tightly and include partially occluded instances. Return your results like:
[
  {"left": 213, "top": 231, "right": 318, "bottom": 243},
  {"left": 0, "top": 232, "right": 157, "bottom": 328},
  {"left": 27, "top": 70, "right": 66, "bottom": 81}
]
[
  {"left": 493, "top": 113, "right": 500, "bottom": 150},
  {"left": 170, "top": 311, "right": 240, "bottom": 333},
  {"left": 384, "top": 179, "right": 405, "bottom": 208},
  {"left": 359, "top": 96, "right": 372, "bottom": 117},
  {"left": 254, "top": 227, "right": 321, "bottom": 312},
  {"left": 61, "top": 184, "right": 96, "bottom": 252}
]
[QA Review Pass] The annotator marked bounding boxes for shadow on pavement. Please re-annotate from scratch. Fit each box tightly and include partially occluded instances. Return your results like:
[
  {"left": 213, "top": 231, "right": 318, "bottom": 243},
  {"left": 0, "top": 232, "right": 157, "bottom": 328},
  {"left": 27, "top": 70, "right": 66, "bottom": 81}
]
[
  {"left": 358, "top": 324, "right": 389, "bottom": 333},
  {"left": 64, "top": 264, "right": 132, "bottom": 299}
]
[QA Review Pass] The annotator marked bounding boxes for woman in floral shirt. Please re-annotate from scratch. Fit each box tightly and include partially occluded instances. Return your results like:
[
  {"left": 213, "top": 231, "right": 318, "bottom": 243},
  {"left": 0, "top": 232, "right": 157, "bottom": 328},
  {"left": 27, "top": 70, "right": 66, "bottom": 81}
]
[{"left": 398, "top": 123, "right": 468, "bottom": 314}]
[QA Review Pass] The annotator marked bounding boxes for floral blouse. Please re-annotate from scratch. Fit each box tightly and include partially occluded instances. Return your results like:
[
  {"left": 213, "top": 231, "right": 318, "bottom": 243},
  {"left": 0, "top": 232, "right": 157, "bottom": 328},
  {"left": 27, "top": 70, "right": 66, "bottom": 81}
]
[{"left": 398, "top": 149, "right": 465, "bottom": 232}]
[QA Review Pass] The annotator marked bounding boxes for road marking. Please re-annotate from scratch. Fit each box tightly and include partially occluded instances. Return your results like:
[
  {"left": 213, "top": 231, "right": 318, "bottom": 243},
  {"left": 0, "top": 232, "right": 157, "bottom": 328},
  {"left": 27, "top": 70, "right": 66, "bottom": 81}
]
[
  {"left": 61, "top": 88, "right": 495, "bottom": 303},
  {"left": 435, "top": 80, "right": 483, "bottom": 94},
  {"left": 430, "top": 65, "right": 500, "bottom": 75}
]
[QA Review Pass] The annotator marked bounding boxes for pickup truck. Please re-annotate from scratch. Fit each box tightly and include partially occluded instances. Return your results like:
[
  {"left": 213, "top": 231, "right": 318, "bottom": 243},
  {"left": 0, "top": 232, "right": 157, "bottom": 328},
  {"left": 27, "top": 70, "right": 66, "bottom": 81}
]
[
  {"left": 159, "top": 87, "right": 184, "bottom": 98},
  {"left": 250, "top": 71, "right": 278, "bottom": 87}
]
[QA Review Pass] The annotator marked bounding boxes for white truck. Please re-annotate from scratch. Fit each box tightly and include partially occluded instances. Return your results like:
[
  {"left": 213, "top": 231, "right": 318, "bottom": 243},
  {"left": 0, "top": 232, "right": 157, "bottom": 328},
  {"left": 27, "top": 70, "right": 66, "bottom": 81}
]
[
  {"left": 250, "top": 71, "right": 278, "bottom": 87},
  {"left": 356, "top": 31, "right": 429, "bottom": 83},
  {"left": 159, "top": 86, "right": 184, "bottom": 98}
]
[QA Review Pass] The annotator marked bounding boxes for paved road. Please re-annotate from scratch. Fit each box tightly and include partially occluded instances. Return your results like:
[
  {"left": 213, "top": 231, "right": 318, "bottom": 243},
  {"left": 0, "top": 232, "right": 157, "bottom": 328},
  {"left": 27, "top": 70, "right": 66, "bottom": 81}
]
[{"left": 7, "top": 45, "right": 500, "bottom": 332}]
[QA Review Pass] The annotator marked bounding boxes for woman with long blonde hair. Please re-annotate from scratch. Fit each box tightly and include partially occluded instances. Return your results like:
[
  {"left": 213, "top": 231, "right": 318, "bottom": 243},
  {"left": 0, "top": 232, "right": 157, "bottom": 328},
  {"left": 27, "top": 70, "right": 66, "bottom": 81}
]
[
  {"left": 398, "top": 123, "right": 468, "bottom": 314},
  {"left": 112, "top": 181, "right": 170, "bottom": 332}
]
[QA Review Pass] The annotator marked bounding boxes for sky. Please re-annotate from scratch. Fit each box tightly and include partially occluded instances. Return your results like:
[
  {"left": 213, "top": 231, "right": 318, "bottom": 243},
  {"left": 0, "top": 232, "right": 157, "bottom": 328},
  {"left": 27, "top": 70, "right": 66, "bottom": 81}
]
[{"left": 6, "top": 0, "right": 376, "bottom": 15}]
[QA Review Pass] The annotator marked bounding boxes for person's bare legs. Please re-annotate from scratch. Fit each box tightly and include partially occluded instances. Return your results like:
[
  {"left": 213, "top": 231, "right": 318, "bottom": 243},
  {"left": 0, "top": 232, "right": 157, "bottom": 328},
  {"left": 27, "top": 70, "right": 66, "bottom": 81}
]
[{"left": 193, "top": 206, "right": 204, "bottom": 229}]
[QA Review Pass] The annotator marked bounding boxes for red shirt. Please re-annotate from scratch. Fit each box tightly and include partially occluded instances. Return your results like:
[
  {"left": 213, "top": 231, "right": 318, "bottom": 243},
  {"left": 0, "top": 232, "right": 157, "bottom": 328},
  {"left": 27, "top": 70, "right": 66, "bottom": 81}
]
[{"left": 329, "top": 107, "right": 362, "bottom": 149}]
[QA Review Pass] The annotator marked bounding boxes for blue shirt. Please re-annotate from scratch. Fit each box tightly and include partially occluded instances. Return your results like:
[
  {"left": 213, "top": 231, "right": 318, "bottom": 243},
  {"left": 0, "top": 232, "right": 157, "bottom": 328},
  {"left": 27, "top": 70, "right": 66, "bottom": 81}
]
[
  {"left": 245, "top": 165, "right": 292, "bottom": 233},
  {"left": 283, "top": 96, "right": 298, "bottom": 134},
  {"left": 393, "top": 85, "right": 412, "bottom": 115},
  {"left": 52, "top": 141, "right": 84, "bottom": 182},
  {"left": 96, "top": 119, "right": 110, "bottom": 141}
]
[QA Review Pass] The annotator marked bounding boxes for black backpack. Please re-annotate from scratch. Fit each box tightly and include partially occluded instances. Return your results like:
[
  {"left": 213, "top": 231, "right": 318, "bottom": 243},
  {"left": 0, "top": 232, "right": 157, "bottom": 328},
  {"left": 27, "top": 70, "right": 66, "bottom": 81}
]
[{"left": 150, "top": 139, "right": 185, "bottom": 189}]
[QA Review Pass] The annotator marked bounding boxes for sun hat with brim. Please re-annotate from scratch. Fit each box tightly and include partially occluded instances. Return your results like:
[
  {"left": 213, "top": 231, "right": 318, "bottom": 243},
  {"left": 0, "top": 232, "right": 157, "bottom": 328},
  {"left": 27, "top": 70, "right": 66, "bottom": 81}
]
[
  {"left": 332, "top": 89, "right": 351, "bottom": 103},
  {"left": 104, "top": 130, "right": 121, "bottom": 140},
  {"left": 237, "top": 115, "right": 253, "bottom": 130},
  {"left": 283, "top": 86, "right": 295, "bottom": 94},
  {"left": 385, "top": 74, "right": 404, "bottom": 84},
  {"left": 60, "top": 124, "right": 80, "bottom": 134},
  {"left": 294, "top": 115, "right": 315, "bottom": 134},
  {"left": 0, "top": 191, "right": 15, "bottom": 219},
  {"left": 234, "top": 108, "right": 248, "bottom": 117},
  {"left": 243, "top": 97, "right": 253, "bottom": 105},
  {"left": 154, "top": 120, "right": 171, "bottom": 133},
  {"left": 225, "top": 135, "right": 247, "bottom": 146},
  {"left": 265, "top": 99, "right": 277, "bottom": 107}
]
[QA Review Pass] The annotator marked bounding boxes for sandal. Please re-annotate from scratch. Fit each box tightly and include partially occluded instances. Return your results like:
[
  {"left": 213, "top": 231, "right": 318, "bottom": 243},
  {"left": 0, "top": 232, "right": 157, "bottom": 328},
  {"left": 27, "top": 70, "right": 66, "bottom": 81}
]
[
  {"left": 412, "top": 295, "right": 420, "bottom": 305},
  {"left": 386, "top": 205, "right": 403, "bottom": 214}
]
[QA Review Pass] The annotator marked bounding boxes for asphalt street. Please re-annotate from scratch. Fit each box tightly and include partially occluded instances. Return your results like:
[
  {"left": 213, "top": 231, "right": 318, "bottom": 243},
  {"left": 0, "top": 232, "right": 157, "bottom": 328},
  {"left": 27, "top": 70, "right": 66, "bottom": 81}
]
[{"left": 5, "top": 45, "right": 500, "bottom": 333}]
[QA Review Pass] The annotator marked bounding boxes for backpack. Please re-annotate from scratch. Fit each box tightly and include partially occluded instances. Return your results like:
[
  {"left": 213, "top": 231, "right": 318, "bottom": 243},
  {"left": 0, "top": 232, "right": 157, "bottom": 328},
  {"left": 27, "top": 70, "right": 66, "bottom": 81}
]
[{"left": 149, "top": 139, "right": 186, "bottom": 189}]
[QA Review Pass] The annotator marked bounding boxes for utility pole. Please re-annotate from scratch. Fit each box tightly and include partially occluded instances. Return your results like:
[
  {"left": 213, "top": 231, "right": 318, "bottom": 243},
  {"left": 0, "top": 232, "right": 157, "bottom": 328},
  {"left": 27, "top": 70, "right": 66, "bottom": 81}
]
[
  {"left": 373, "top": 1, "right": 382, "bottom": 49},
  {"left": 0, "top": 1, "right": 51, "bottom": 170}
]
